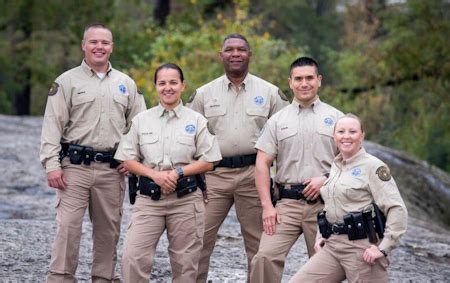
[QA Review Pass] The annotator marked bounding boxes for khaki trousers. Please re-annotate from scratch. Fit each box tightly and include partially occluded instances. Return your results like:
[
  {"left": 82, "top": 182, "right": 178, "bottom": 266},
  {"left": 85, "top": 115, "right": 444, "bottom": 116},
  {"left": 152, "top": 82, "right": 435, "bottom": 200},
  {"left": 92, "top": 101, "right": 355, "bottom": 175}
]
[
  {"left": 197, "top": 166, "right": 262, "bottom": 282},
  {"left": 122, "top": 190, "right": 205, "bottom": 283},
  {"left": 289, "top": 234, "right": 389, "bottom": 283},
  {"left": 47, "top": 159, "right": 125, "bottom": 283},
  {"left": 249, "top": 199, "right": 323, "bottom": 283}
]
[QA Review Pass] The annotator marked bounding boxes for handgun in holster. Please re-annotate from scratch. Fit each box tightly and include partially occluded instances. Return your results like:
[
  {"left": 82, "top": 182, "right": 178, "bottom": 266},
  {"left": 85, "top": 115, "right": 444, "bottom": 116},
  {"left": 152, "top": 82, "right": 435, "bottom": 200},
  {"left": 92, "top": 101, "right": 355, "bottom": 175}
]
[
  {"left": 195, "top": 174, "right": 209, "bottom": 203},
  {"left": 269, "top": 178, "right": 278, "bottom": 207},
  {"left": 317, "top": 211, "right": 331, "bottom": 239},
  {"left": 372, "top": 202, "right": 386, "bottom": 239},
  {"left": 128, "top": 174, "right": 139, "bottom": 205}
]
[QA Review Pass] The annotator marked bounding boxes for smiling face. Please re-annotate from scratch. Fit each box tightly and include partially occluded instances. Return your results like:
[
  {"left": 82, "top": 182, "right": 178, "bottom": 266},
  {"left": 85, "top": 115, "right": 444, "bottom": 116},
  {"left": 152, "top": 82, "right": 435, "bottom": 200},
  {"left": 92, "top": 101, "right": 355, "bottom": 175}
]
[
  {"left": 81, "top": 27, "right": 113, "bottom": 73},
  {"left": 220, "top": 38, "right": 251, "bottom": 77},
  {"left": 334, "top": 116, "right": 365, "bottom": 160},
  {"left": 289, "top": 65, "right": 322, "bottom": 106},
  {"left": 155, "top": 68, "right": 185, "bottom": 110}
]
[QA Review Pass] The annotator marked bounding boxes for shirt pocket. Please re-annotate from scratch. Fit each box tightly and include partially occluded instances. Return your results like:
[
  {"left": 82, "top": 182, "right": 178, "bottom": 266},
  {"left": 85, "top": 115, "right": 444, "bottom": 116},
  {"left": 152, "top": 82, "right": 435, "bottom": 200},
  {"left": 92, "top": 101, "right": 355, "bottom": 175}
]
[
  {"left": 314, "top": 123, "right": 335, "bottom": 154},
  {"left": 336, "top": 179, "right": 371, "bottom": 204},
  {"left": 111, "top": 93, "right": 129, "bottom": 128},
  {"left": 204, "top": 105, "right": 226, "bottom": 118},
  {"left": 171, "top": 135, "right": 196, "bottom": 165},
  {"left": 139, "top": 134, "right": 161, "bottom": 161},
  {"left": 246, "top": 107, "right": 270, "bottom": 134},
  {"left": 204, "top": 105, "right": 226, "bottom": 138},
  {"left": 70, "top": 92, "right": 96, "bottom": 122},
  {"left": 277, "top": 125, "right": 297, "bottom": 142}
]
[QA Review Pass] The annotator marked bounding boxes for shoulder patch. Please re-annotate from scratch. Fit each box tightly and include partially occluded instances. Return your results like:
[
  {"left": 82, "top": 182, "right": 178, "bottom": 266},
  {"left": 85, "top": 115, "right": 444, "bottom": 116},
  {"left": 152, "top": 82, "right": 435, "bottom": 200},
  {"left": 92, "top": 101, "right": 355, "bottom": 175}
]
[
  {"left": 48, "top": 82, "right": 59, "bottom": 96},
  {"left": 278, "top": 89, "right": 288, "bottom": 101},
  {"left": 187, "top": 90, "right": 197, "bottom": 103},
  {"left": 376, "top": 166, "right": 391, "bottom": 181},
  {"left": 137, "top": 88, "right": 143, "bottom": 95}
]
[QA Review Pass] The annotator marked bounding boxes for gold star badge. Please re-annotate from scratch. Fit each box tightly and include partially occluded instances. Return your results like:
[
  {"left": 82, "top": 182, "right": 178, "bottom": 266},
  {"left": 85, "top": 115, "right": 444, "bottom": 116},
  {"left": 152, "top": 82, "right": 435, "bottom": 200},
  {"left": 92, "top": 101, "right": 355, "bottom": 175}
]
[{"left": 376, "top": 166, "right": 391, "bottom": 181}]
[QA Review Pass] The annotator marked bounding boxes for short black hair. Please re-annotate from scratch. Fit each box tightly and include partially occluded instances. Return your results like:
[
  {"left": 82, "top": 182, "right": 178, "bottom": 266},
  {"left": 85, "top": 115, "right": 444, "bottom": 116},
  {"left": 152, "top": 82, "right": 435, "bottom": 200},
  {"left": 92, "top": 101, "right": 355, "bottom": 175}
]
[
  {"left": 289, "top": 57, "right": 320, "bottom": 76},
  {"left": 153, "top": 63, "right": 185, "bottom": 84},
  {"left": 222, "top": 33, "right": 250, "bottom": 49}
]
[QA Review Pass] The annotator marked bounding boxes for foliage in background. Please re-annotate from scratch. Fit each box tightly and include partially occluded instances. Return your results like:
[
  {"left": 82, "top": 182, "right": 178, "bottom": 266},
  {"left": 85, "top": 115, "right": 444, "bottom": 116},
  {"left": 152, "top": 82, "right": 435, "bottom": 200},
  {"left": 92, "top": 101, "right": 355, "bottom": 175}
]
[
  {"left": 0, "top": 0, "right": 448, "bottom": 172},
  {"left": 325, "top": 0, "right": 450, "bottom": 171},
  {"left": 130, "top": 0, "right": 301, "bottom": 106}
]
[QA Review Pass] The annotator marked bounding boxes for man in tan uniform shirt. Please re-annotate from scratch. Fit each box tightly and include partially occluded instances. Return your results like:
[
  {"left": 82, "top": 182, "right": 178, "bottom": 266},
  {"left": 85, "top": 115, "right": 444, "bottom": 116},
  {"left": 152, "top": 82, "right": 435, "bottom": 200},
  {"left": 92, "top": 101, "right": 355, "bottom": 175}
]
[
  {"left": 187, "top": 33, "right": 289, "bottom": 281},
  {"left": 249, "top": 57, "right": 343, "bottom": 282},
  {"left": 40, "top": 24, "right": 146, "bottom": 283}
]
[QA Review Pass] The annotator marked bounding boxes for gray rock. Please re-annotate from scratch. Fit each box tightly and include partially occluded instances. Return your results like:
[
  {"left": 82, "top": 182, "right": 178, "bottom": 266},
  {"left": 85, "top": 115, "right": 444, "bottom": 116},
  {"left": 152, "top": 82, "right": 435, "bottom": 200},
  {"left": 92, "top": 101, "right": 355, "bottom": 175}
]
[{"left": 0, "top": 114, "right": 449, "bottom": 282}]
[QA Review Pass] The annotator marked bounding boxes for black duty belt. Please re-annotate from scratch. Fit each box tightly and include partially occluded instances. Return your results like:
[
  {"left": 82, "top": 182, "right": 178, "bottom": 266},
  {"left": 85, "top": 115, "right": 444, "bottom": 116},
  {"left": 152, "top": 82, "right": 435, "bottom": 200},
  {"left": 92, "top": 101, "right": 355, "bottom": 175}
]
[
  {"left": 278, "top": 184, "right": 320, "bottom": 204},
  {"left": 328, "top": 223, "right": 348, "bottom": 235},
  {"left": 60, "top": 143, "right": 119, "bottom": 168},
  {"left": 326, "top": 210, "right": 376, "bottom": 241},
  {"left": 139, "top": 176, "right": 199, "bottom": 200},
  {"left": 216, "top": 154, "right": 257, "bottom": 168}
]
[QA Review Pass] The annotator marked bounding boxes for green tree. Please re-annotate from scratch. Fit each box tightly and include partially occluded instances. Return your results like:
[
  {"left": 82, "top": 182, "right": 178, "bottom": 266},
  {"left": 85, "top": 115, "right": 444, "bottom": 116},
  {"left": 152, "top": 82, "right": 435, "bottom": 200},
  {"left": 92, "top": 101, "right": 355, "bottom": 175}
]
[
  {"left": 129, "top": 0, "right": 302, "bottom": 107},
  {"left": 326, "top": 0, "right": 450, "bottom": 171}
]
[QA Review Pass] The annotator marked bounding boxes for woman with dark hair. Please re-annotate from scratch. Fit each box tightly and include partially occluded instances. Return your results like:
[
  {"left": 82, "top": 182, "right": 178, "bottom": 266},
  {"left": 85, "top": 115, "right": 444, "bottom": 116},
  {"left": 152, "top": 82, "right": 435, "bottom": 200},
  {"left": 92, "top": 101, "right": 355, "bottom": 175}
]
[
  {"left": 115, "top": 63, "right": 221, "bottom": 282},
  {"left": 289, "top": 113, "right": 408, "bottom": 282}
]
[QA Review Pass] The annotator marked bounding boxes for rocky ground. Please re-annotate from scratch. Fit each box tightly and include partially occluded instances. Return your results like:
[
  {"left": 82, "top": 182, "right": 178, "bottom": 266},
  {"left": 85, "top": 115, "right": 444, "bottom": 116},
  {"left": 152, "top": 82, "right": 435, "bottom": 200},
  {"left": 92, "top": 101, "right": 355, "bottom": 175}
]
[{"left": 1, "top": 114, "right": 449, "bottom": 282}]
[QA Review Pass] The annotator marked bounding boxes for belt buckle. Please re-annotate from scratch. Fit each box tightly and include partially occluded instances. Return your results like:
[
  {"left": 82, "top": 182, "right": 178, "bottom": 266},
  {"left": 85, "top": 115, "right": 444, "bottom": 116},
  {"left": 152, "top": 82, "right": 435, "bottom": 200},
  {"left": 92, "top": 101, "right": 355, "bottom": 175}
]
[{"left": 94, "top": 152, "right": 103, "bottom": 162}]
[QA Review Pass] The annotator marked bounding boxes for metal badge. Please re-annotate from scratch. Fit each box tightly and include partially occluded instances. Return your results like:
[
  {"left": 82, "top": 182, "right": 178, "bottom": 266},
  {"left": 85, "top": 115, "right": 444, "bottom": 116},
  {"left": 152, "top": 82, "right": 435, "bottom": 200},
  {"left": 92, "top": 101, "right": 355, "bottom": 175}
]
[
  {"left": 48, "top": 82, "right": 59, "bottom": 96},
  {"left": 376, "top": 166, "right": 391, "bottom": 181}
]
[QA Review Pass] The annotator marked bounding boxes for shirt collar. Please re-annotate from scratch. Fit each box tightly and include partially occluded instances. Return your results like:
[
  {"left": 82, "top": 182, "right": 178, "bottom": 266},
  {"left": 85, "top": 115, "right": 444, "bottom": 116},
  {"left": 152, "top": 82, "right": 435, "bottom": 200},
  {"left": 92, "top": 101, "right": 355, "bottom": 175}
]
[
  {"left": 335, "top": 147, "right": 367, "bottom": 167},
  {"left": 224, "top": 73, "right": 251, "bottom": 91},
  {"left": 291, "top": 96, "right": 321, "bottom": 113},
  {"left": 81, "top": 60, "right": 113, "bottom": 77},
  {"left": 157, "top": 101, "right": 183, "bottom": 118}
]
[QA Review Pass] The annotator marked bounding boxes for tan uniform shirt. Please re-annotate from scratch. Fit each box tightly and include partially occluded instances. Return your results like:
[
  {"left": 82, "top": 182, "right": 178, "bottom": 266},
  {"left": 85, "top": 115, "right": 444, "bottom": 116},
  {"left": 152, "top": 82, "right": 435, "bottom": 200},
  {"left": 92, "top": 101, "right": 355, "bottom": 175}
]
[
  {"left": 255, "top": 98, "right": 343, "bottom": 183},
  {"left": 114, "top": 103, "right": 222, "bottom": 169},
  {"left": 321, "top": 148, "right": 408, "bottom": 252},
  {"left": 40, "top": 60, "right": 146, "bottom": 172},
  {"left": 188, "top": 73, "right": 289, "bottom": 157}
]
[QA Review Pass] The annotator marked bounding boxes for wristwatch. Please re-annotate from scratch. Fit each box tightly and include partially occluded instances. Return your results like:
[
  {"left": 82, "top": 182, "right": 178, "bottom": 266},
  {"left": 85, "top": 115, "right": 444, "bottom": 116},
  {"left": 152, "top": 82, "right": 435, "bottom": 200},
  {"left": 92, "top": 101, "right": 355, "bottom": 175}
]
[
  {"left": 379, "top": 248, "right": 388, "bottom": 257},
  {"left": 175, "top": 167, "right": 184, "bottom": 179}
]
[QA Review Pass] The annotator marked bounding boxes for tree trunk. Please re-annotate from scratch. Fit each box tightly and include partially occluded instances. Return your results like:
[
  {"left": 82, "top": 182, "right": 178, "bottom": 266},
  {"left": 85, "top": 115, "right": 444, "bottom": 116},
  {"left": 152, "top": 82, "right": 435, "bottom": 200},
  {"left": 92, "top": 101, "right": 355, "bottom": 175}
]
[{"left": 154, "top": 0, "right": 170, "bottom": 26}]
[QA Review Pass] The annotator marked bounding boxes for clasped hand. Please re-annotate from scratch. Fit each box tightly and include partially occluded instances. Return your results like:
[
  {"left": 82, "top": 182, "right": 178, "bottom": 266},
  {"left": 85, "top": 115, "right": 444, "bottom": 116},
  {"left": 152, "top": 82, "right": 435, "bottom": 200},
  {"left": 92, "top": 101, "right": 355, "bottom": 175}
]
[{"left": 152, "top": 170, "right": 179, "bottom": 195}]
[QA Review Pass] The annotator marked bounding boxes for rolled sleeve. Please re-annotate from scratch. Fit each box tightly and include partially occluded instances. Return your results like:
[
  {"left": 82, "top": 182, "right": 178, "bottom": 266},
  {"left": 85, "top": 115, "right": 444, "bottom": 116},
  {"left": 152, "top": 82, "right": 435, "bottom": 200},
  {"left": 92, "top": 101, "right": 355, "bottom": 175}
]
[
  {"left": 194, "top": 117, "right": 222, "bottom": 163},
  {"left": 114, "top": 119, "right": 141, "bottom": 162},
  {"left": 255, "top": 118, "right": 277, "bottom": 157}
]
